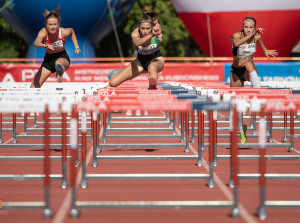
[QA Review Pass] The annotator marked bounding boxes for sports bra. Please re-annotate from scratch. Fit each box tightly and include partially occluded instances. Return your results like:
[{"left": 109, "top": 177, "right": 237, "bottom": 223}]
[
  {"left": 44, "top": 28, "right": 65, "bottom": 50},
  {"left": 232, "top": 32, "right": 256, "bottom": 59},
  {"left": 136, "top": 28, "right": 159, "bottom": 55}
]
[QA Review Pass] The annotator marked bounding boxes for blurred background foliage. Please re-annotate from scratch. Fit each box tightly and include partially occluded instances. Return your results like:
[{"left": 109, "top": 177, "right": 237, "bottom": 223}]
[{"left": 0, "top": 0, "right": 204, "bottom": 58}]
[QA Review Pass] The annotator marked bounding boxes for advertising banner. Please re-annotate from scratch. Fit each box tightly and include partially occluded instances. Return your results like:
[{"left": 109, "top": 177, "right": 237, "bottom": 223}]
[{"left": 0, "top": 63, "right": 224, "bottom": 83}]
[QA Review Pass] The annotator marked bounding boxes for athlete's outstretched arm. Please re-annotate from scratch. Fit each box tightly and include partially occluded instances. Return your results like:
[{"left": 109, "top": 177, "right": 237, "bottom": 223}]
[
  {"left": 64, "top": 28, "right": 81, "bottom": 54},
  {"left": 257, "top": 38, "right": 278, "bottom": 57}
]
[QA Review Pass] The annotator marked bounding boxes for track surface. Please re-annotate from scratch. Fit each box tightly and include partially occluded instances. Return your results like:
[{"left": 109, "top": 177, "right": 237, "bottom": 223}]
[{"left": 1, "top": 111, "right": 300, "bottom": 223}]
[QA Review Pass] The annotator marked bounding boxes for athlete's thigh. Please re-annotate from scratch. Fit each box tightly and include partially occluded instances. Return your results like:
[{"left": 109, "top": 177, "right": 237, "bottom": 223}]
[
  {"left": 31, "top": 67, "right": 52, "bottom": 88},
  {"left": 128, "top": 58, "right": 147, "bottom": 79},
  {"left": 230, "top": 72, "right": 244, "bottom": 87},
  {"left": 244, "top": 63, "right": 257, "bottom": 82},
  {"left": 148, "top": 56, "right": 165, "bottom": 73}
]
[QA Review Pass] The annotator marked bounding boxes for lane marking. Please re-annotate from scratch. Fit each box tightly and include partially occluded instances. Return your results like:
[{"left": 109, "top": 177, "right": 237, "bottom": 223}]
[
  {"left": 178, "top": 112, "right": 258, "bottom": 223},
  {"left": 52, "top": 126, "right": 104, "bottom": 223}
]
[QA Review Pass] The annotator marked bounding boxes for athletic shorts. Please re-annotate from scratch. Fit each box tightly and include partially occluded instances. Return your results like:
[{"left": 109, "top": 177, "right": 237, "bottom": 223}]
[
  {"left": 137, "top": 50, "right": 162, "bottom": 71},
  {"left": 42, "top": 50, "right": 70, "bottom": 73},
  {"left": 231, "top": 65, "right": 246, "bottom": 82}
]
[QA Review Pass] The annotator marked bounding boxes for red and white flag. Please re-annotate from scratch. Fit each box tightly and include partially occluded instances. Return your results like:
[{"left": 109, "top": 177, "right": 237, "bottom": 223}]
[{"left": 172, "top": 0, "right": 300, "bottom": 57}]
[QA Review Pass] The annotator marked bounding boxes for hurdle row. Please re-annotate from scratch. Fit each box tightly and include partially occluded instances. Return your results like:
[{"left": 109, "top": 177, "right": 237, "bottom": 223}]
[
  {"left": 97, "top": 83, "right": 300, "bottom": 168},
  {"left": 1, "top": 82, "right": 300, "bottom": 219},
  {"left": 1, "top": 83, "right": 239, "bottom": 218}
]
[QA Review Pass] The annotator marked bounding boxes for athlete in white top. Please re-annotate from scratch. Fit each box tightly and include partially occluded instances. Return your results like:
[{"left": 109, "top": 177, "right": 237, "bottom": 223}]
[
  {"left": 230, "top": 17, "right": 278, "bottom": 88},
  {"left": 230, "top": 16, "right": 278, "bottom": 144}
]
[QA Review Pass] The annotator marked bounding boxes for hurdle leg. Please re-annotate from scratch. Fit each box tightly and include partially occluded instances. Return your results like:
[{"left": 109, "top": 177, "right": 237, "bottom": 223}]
[
  {"left": 178, "top": 112, "right": 181, "bottom": 129},
  {"left": 107, "top": 112, "right": 111, "bottom": 128},
  {"left": 96, "top": 112, "right": 101, "bottom": 153},
  {"left": 208, "top": 111, "right": 214, "bottom": 188},
  {"left": 197, "top": 110, "right": 202, "bottom": 166},
  {"left": 43, "top": 106, "right": 52, "bottom": 218},
  {"left": 257, "top": 107, "right": 267, "bottom": 220},
  {"left": 102, "top": 112, "right": 107, "bottom": 143},
  {"left": 231, "top": 105, "right": 239, "bottom": 217},
  {"left": 75, "top": 112, "right": 80, "bottom": 167},
  {"left": 252, "top": 112, "right": 257, "bottom": 135},
  {"left": 24, "top": 113, "right": 28, "bottom": 136},
  {"left": 190, "top": 110, "right": 195, "bottom": 142},
  {"left": 268, "top": 112, "right": 273, "bottom": 142},
  {"left": 70, "top": 106, "right": 80, "bottom": 217},
  {"left": 266, "top": 112, "right": 270, "bottom": 137},
  {"left": 34, "top": 112, "right": 38, "bottom": 128},
  {"left": 213, "top": 110, "right": 218, "bottom": 166},
  {"left": 168, "top": 111, "right": 172, "bottom": 128},
  {"left": 283, "top": 111, "right": 288, "bottom": 142},
  {"left": 289, "top": 110, "right": 295, "bottom": 152},
  {"left": 81, "top": 111, "right": 88, "bottom": 188},
  {"left": 61, "top": 111, "right": 68, "bottom": 189},
  {"left": 0, "top": 113, "right": 3, "bottom": 143},
  {"left": 184, "top": 111, "right": 190, "bottom": 153},
  {"left": 90, "top": 112, "right": 93, "bottom": 143},
  {"left": 257, "top": 148, "right": 267, "bottom": 220},
  {"left": 250, "top": 111, "right": 254, "bottom": 128},
  {"left": 180, "top": 112, "right": 184, "bottom": 142},
  {"left": 97, "top": 112, "right": 102, "bottom": 153},
  {"left": 12, "top": 113, "right": 18, "bottom": 143},
  {"left": 172, "top": 111, "right": 176, "bottom": 135},
  {"left": 201, "top": 110, "right": 205, "bottom": 152},
  {"left": 92, "top": 112, "right": 98, "bottom": 167},
  {"left": 69, "top": 149, "right": 79, "bottom": 218}
]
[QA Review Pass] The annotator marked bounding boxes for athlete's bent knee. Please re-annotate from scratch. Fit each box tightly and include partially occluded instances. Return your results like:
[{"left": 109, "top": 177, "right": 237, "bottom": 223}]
[{"left": 245, "top": 62, "right": 254, "bottom": 72}]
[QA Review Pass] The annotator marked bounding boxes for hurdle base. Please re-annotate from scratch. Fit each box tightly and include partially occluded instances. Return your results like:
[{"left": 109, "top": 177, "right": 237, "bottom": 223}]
[
  {"left": 92, "top": 160, "right": 98, "bottom": 167},
  {"left": 231, "top": 207, "right": 240, "bottom": 218},
  {"left": 69, "top": 208, "right": 80, "bottom": 218},
  {"left": 81, "top": 179, "right": 88, "bottom": 189},
  {"left": 289, "top": 147, "right": 295, "bottom": 152},
  {"left": 257, "top": 206, "right": 267, "bottom": 220},
  {"left": 43, "top": 208, "right": 53, "bottom": 218},
  {"left": 61, "top": 180, "right": 68, "bottom": 189}
]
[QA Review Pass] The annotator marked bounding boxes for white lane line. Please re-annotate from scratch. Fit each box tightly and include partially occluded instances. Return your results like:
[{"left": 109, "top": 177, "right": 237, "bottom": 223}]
[
  {"left": 52, "top": 126, "right": 103, "bottom": 223},
  {"left": 272, "top": 138, "right": 300, "bottom": 154},
  {"left": 176, "top": 115, "right": 258, "bottom": 223}
]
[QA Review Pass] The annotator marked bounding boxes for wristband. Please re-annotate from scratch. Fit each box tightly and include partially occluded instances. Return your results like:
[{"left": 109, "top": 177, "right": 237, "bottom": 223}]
[{"left": 76, "top": 47, "right": 80, "bottom": 50}]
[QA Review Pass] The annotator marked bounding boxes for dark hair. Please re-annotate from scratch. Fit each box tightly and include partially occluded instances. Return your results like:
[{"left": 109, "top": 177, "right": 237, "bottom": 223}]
[
  {"left": 142, "top": 9, "right": 158, "bottom": 20},
  {"left": 243, "top": 17, "right": 256, "bottom": 27},
  {"left": 138, "top": 15, "right": 153, "bottom": 26},
  {"left": 43, "top": 6, "right": 61, "bottom": 24}
]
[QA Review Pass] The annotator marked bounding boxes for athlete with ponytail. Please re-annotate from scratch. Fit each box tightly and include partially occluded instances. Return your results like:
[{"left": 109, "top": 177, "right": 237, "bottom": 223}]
[
  {"left": 230, "top": 16, "right": 278, "bottom": 143},
  {"left": 108, "top": 10, "right": 164, "bottom": 89},
  {"left": 30, "top": 6, "right": 81, "bottom": 88}
]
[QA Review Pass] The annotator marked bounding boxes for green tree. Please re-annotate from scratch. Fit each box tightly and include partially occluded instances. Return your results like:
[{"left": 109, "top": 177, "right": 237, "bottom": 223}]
[
  {"left": 95, "top": 0, "right": 204, "bottom": 57},
  {"left": 0, "top": 17, "right": 27, "bottom": 58}
]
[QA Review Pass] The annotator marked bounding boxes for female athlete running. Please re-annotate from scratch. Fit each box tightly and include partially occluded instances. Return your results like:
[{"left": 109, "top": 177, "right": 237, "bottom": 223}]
[
  {"left": 108, "top": 10, "right": 164, "bottom": 89},
  {"left": 30, "top": 6, "right": 81, "bottom": 88},
  {"left": 230, "top": 16, "right": 278, "bottom": 143}
]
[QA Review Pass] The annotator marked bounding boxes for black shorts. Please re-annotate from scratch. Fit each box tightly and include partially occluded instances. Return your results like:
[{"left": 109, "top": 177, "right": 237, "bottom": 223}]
[
  {"left": 231, "top": 65, "right": 246, "bottom": 82},
  {"left": 42, "top": 50, "right": 70, "bottom": 73},
  {"left": 137, "top": 50, "right": 162, "bottom": 71}
]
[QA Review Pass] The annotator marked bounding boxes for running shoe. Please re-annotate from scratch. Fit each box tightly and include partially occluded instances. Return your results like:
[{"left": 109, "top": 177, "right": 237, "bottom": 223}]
[
  {"left": 108, "top": 69, "right": 123, "bottom": 80},
  {"left": 148, "top": 77, "right": 157, "bottom": 90},
  {"left": 238, "top": 124, "right": 247, "bottom": 144},
  {"left": 55, "top": 63, "right": 64, "bottom": 83}
]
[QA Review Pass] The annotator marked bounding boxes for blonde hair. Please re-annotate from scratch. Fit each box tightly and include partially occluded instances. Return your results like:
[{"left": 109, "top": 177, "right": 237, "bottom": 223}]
[{"left": 43, "top": 6, "right": 61, "bottom": 24}]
